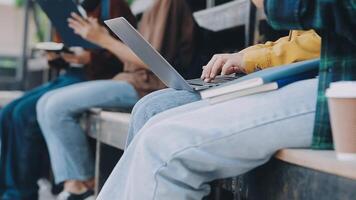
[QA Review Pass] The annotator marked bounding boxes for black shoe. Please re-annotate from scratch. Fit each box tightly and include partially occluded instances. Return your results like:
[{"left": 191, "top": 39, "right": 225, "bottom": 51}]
[
  {"left": 52, "top": 182, "right": 64, "bottom": 195},
  {"left": 57, "top": 190, "right": 95, "bottom": 200}
]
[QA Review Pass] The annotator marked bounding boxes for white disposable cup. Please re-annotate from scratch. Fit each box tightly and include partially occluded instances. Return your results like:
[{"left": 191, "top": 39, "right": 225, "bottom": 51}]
[{"left": 326, "top": 81, "right": 356, "bottom": 161}]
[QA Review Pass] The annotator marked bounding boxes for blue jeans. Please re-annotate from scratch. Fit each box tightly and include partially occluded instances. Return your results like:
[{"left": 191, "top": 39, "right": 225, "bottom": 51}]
[
  {"left": 0, "top": 68, "right": 85, "bottom": 200},
  {"left": 126, "top": 88, "right": 201, "bottom": 148},
  {"left": 98, "top": 78, "right": 318, "bottom": 200},
  {"left": 37, "top": 80, "right": 139, "bottom": 184}
]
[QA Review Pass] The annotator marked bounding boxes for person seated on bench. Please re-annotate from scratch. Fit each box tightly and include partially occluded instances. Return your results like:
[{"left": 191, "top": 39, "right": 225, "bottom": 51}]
[
  {"left": 126, "top": 3, "right": 321, "bottom": 147},
  {"left": 36, "top": 0, "right": 200, "bottom": 199},
  {"left": 0, "top": 0, "right": 131, "bottom": 199},
  {"left": 96, "top": 0, "right": 356, "bottom": 199}
]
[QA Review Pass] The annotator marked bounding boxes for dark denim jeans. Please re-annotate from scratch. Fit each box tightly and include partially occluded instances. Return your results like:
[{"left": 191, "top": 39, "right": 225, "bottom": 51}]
[{"left": 0, "top": 68, "right": 85, "bottom": 200}]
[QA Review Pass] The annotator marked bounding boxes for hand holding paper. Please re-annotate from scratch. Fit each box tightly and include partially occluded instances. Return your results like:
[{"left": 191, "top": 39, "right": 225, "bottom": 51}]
[{"left": 68, "top": 13, "right": 110, "bottom": 47}]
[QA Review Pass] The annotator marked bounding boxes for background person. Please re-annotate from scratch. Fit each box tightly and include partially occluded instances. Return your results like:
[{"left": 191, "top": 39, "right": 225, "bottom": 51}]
[
  {"left": 36, "top": 0, "right": 199, "bottom": 199},
  {"left": 124, "top": 0, "right": 321, "bottom": 148},
  {"left": 0, "top": 0, "right": 133, "bottom": 199},
  {"left": 126, "top": 28, "right": 321, "bottom": 146}
]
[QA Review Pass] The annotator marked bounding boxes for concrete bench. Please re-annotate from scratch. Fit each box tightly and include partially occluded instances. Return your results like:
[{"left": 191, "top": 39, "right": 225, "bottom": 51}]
[
  {"left": 0, "top": 91, "right": 23, "bottom": 108},
  {"left": 84, "top": 110, "right": 356, "bottom": 199},
  {"left": 82, "top": 109, "right": 131, "bottom": 194},
  {"left": 237, "top": 150, "right": 356, "bottom": 200},
  {"left": 85, "top": 109, "right": 130, "bottom": 150},
  {"left": 276, "top": 149, "right": 356, "bottom": 180}
]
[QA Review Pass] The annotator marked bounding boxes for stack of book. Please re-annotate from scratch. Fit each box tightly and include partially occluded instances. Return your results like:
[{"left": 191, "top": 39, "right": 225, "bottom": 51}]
[{"left": 200, "top": 59, "right": 320, "bottom": 104}]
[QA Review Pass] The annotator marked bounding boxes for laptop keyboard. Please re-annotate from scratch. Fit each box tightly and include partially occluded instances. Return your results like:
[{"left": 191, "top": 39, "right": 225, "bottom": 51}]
[{"left": 187, "top": 76, "right": 238, "bottom": 87}]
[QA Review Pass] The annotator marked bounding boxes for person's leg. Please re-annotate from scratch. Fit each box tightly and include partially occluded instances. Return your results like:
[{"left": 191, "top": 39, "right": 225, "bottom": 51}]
[
  {"left": 0, "top": 71, "right": 85, "bottom": 200},
  {"left": 98, "top": 78, "right": 318, "bottom": 200},
  {"left": 37, "top": 80, "right": 139, "bottom": 185},
  {"left": 126, "top": 88, "right": 200, "bottom": 148},
  {"left": 0, "top": 80, "right": 62, "bottom": 183}
]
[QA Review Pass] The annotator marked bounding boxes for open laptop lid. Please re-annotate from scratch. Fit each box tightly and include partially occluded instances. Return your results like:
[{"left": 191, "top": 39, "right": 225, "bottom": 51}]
[
  {"left": 37, "top": 0, "right": 100, "bottom": 49},
  {"left": 104, "top": 17, "right": 195, "bottom": 92}
]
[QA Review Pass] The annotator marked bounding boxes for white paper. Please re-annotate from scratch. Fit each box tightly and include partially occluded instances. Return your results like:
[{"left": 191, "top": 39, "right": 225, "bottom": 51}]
[
  {"left": 130, "top": 0, "right": 155, "bottom": 15},
  {"left": 193, "top": 0, "right": 250, "bottom": 32}
]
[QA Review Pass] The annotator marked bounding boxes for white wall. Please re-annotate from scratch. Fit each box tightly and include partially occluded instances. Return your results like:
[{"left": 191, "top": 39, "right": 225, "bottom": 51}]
[
  {"left": 0, "top": 0, "right": 14, "bottom": 6},
  {"left": 0, "top": 4, "right": 36, "bottom": 57}
]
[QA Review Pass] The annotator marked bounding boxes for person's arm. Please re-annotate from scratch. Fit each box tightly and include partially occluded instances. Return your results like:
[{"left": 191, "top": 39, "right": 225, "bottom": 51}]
[
  {"left": 68, "top": 13, "right": 147, "bottom": 68},
  {"left": 95, "top": 33, "right": 147, "bottom": 68},
  {"left": 201, "top": 30, "right": 321, "bottom": 82},
  {"left": 242, "top": 30, "right": 321, "bottom": 73},
  {"left": 61, "top": 51, "right": 91, "bottom": 65},
  {"left": 264, "top": 0, "right": 356, "bottom": 44}
]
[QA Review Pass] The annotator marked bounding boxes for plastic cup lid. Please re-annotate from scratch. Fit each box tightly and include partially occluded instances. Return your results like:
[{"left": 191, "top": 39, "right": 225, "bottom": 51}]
[{"left": 326, "top": 81, "right": 356, "bottom": 98}]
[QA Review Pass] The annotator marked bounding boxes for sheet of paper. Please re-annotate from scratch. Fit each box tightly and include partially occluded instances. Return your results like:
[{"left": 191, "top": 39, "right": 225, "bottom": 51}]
[
  {"left": 130, "top": 0, "right": 155, "bottom": 15},
  {"left": 193, "top": 0, "right": 250, "bottom": 32}
]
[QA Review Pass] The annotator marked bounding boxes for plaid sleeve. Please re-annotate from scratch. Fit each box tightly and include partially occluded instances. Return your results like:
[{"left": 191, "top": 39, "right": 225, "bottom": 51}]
[
  {"left": 264, "top": 0, "right": 304, "bottom": 30},
  {"left": 265, "top": 0, "right": 356, "bottom": 150},
  {"left": 265, "top": 0, "right": 356, "bottom": 44}
]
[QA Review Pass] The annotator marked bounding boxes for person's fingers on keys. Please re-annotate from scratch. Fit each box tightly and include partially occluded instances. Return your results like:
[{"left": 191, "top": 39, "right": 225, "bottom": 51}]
[
  {"left": 201, "top": 57, "right": 213, "bottom": 80},
  {"left": 210, "top": 55, "right": 227, "bottom": 79},
  {"left": 200, "top": 66, "right": 206, "bottom": 79},
  {"left": 222, "top": 62, "right": 243, "bottom": 75},
  {"left": 201, "top": 67, "right": 209, "bottom": 80},
  {"left": 221, "top": 61, "right": 236, "bottom": 76},
  {"left": 222, "top": 53, "right": 245, "bottom": 75},
  {"left": 201, "top": 55, "right": 218, "bottom": 81}
]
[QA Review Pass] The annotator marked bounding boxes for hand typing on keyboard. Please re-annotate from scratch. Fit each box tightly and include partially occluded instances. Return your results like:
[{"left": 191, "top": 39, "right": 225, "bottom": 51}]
[{"left": 201, "top": 52, "right": 246, "bottom": 83}]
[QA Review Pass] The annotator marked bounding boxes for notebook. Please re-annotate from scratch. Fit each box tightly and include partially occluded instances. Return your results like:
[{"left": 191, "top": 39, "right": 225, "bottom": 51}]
[{"left": 37, "top": 0, "right": 100, "bottom": 49}]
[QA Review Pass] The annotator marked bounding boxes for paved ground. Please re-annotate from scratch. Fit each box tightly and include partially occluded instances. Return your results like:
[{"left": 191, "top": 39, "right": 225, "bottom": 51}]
[{"left": 38, "top": 179, "right": 57, "bottom": 200}]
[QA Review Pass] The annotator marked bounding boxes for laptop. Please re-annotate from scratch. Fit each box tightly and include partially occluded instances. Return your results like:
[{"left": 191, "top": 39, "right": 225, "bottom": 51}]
[
  {"left": 37, "top": 0, "right": 100, "bottom": 49},
  {"left": 104, "top": 17, "right": 238, "bottom": 92}
]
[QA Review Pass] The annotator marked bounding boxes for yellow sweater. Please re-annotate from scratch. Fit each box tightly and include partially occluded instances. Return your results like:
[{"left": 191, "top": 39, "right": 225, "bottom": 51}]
[{"left": 242, "top": 30, "right": 321, "bottom": 74}]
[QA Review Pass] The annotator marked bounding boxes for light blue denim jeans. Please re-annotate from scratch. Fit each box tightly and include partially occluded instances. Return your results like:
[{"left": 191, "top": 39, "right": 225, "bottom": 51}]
[
  {"left": 126, "top": 88, "right": 201, "bottom": 148},
  {"left": 98, "top": 78, "right": 318, "bottom": 200},
  {"left": 36, "top": 80, "right": 139, "bottom": 184}
]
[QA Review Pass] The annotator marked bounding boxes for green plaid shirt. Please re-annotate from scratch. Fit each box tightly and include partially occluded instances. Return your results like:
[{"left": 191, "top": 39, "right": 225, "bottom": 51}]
[{"left": 265, "top": 0, "right": 356, "bottom": 149}]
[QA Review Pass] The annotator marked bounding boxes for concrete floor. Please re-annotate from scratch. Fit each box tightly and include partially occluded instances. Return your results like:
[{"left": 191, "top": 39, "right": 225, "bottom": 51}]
[{"left": 38, "top": 179, "right": 57, "bottom": 200}]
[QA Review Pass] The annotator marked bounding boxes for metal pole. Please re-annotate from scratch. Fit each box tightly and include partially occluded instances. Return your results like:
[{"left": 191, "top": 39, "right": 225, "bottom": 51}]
[
  {"left": 244, "top": 1, "right": 257, "bottom": 47},
  {"left": 207, "top": 0, "right": 215, "bottom": 8},
  {"left": 20, "top": 0, "right": 32, "bottom": 89}
]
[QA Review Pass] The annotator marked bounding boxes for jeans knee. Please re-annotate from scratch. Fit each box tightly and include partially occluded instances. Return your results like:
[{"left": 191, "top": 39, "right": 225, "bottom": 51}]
[
  {"left": 36, "top": 93, "right": 50, "bottom": 122},
  {"left": 44, "top": 98, "right": 68, "bottom": 124},
  {"left": 131, "top": 98, "right": 160, "bottom": 130},
  {"left": 38, "top": 92, "right": 72, "bottom": 131},
  {"left": 132, "top": 94, "right": 153, "bottom": 116}
]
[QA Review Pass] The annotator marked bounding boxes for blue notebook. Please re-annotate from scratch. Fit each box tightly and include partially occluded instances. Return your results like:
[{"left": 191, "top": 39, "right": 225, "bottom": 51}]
[
  {"left": 37, "top": 0, "right": 100, "bottom": 49},
  {"left": 201, "top": 59, "right": 320, "bottom": 99},
  {"left": 205, "top": 67, "right": 319, "bottom": 104}
]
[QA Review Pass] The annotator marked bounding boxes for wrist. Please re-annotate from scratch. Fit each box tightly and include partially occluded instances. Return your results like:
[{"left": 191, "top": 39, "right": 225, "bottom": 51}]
[
  {"left": 237, "top": 52, "right": 248, "bottom": 73},
  {"left": 97, "top": 34, "right": 113, "bottom": 48}
]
